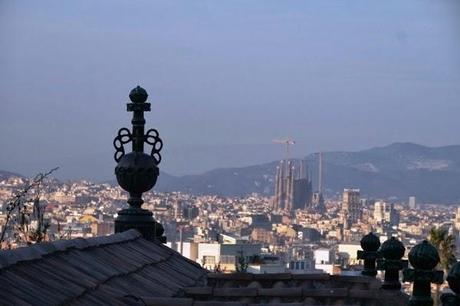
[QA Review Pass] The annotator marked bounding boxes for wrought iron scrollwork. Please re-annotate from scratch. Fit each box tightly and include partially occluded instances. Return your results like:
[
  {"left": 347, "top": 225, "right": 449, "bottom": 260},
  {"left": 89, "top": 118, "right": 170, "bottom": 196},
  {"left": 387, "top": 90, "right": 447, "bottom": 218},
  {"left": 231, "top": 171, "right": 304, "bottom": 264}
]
[
  {"left": 113, "top": 128, "right": 132, "bottom": 162},
  {"left": 145, "top": 128, "right": 163, "bottom": 165}
]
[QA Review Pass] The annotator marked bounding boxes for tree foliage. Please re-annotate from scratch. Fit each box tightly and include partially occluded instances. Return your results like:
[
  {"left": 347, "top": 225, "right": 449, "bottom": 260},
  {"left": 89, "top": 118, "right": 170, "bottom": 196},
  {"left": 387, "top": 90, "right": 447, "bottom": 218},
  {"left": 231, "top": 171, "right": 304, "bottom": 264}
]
[
  {"left": 428, "top": 226, "right": 457, "bottom": 272},
  {"left": 235, "top": 251, "right": 248, "bottom": 272}
]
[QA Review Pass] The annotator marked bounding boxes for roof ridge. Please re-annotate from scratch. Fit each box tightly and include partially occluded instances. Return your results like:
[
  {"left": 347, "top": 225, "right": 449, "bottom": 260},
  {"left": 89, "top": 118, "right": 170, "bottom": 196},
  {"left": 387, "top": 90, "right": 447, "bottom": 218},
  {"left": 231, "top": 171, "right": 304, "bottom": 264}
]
[{"left": 0, "top": 229, "right": 142, "bottom": 269}]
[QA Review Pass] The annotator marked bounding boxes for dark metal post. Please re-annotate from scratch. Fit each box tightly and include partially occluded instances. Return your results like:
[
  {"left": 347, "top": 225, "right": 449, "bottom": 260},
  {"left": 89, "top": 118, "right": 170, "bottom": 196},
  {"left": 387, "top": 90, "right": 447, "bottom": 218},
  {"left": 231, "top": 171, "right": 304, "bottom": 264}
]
[
  {"left": 403, "top": 240, "right": 444, "bottom": 306},
  {"left": 357, "top": 232, "right": 381, "bottom": 277},
  {"left": 441, "top": 262, "right": 460, "bottom": 306},
  {"left": 377, "top": 237, "right": 407, "bottom": 290},
  {"left": 113, "top": 86, "right": 165, "bottom": 242}
]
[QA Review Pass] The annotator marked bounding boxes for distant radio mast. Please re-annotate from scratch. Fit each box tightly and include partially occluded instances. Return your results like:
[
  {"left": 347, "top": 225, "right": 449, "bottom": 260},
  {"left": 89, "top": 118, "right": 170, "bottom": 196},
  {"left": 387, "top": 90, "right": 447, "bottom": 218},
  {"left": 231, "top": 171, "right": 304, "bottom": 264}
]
[{"left": 318, "top": 152, "right": 323, "bottom": 194}]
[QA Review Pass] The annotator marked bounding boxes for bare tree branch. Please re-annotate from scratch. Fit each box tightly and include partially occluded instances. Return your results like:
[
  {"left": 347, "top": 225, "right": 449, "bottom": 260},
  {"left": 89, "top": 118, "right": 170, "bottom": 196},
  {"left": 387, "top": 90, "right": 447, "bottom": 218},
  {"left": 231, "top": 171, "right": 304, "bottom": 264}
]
[{"left": 0, "top": 167, "right": 59, "bottom": 247}]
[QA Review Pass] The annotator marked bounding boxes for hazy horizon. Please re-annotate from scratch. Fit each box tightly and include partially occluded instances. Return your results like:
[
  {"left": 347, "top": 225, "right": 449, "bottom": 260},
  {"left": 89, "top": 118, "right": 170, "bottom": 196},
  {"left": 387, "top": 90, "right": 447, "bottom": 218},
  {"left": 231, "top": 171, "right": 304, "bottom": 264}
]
[
  {"left": 1, "top": 1, "right": 459, "bottom": 180},
  {"left": 1, "top": 141, "right": 459, "bottom": 182}
]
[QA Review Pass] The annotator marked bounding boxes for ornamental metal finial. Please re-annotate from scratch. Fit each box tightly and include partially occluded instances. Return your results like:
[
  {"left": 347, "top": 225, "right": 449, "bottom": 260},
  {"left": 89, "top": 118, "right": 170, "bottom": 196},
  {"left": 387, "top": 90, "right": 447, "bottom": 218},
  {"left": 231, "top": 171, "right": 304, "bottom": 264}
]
[
  {"left": 441, "top": 262, "right": 460, "bottom": 306},
  {"left": 377, "top": 236, "right": 407, "bottom": 290},
  {"left": 403, "top": 240, "right": 443, "bottom": 306},
  {"left": 357, "top": 232, "right": 381, "bottom": 277},
  {"left": 113, "top": 86, "right": 165, "bottom": 242}
]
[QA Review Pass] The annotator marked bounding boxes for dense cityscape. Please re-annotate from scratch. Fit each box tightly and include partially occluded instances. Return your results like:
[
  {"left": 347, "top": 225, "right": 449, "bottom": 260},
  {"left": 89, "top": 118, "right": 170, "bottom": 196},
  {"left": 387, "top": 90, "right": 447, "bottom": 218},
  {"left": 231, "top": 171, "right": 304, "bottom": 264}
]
[{"left": 1, "top": 158, "right": 458, "bottom": 283}]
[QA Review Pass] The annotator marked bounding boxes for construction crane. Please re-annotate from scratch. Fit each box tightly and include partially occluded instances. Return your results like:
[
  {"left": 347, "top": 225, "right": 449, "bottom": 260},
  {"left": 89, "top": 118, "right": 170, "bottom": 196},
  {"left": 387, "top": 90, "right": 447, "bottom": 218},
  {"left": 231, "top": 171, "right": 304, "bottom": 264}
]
[{"left": 273, "top": 138, "right": 295, "bottom": 161}]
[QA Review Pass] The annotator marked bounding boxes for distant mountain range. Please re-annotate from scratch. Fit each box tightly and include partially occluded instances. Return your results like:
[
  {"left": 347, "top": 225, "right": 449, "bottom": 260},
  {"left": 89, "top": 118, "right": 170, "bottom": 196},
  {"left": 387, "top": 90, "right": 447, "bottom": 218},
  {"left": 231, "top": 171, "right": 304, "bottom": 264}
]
[
  {"left": 2, "top": 143, "right": 460, "bottom": 204},
  {"left": 0, "top": 170, "right": 24, "bottom": 180},
  {"left": 155, "top": 143, "right": 460, "bottom": 204}
]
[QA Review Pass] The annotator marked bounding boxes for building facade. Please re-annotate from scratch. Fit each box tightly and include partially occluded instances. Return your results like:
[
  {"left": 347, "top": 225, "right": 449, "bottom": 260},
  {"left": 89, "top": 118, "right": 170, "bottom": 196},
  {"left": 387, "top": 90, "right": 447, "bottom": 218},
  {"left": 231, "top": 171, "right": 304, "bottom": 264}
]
[
  {"left": 373, "top": 201, "right": 399, "bottom": 226},
  {"left": 342, "top": 188, "right": 361, "bottom": 226},
  {"left": 273, "top": 159, "right": 312, "bottom": 213}
]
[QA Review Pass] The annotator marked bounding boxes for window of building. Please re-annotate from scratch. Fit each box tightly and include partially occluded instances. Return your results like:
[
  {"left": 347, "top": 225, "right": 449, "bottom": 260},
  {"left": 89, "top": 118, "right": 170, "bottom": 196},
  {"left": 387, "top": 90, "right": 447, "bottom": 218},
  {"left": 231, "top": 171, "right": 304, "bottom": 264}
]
[
  {"left": 220, "top": 255, "right": 235, "bottom": 264},
  {"left": 203, "top": 255, "right": 215, "bottom": 266}
]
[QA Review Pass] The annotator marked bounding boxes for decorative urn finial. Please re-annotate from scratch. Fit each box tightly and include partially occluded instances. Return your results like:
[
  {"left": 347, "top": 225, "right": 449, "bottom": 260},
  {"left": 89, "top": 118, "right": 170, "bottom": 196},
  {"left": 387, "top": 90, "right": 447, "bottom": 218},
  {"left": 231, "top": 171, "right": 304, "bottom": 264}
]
[
  {"left": 447, "top": 262, "right": 460, "bottom": 295},
  {"left": 441, "top": 262, "right": 460, "bottom": 306},
  {"left": 403, "top": 240, "right": 443, "bottom": 306},
  {"left": 357, "top": 232, "right": 381, "bottom": 277},
  {"left": 408, "top": 240, "right": 440, "bottom": 270},
  {"left": 361, "top": 232, "right": 381, "bottom": 252},
  {"left": 129, "top": 86, "right": 148, "bottom": 103},
  {"left": 377, "top": 237, "right": 406, "bottom": 290},
  {"left": 113, "top": 86, "right": 165, "bottom": 242}
]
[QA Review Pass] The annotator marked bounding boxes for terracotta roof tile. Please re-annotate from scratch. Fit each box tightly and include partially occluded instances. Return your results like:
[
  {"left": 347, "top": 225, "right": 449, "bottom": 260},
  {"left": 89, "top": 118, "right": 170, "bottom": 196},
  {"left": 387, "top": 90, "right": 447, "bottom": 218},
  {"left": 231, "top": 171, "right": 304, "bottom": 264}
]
[{"left": 0, "top": 229, "right": 207, "bottom": 306}]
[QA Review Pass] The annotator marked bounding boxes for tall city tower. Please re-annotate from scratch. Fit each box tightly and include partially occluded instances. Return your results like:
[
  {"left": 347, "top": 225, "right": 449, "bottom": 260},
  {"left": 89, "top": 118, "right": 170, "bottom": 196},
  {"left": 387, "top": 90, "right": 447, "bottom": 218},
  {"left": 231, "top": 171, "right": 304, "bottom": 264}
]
[
  {"left": 342, "top": 188, "right": 361, "bottom": 227},
  {"left": 273, "top": 159, "right": 312, "bottom": 213}
]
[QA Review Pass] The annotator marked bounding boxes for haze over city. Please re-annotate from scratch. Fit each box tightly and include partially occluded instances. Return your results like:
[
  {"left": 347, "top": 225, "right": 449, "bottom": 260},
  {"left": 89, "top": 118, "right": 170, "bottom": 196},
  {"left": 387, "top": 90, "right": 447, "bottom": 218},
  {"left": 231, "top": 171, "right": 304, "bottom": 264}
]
[
  {"left": 1, "top": 0, "right": 459, "bottom": 180},
  {"left": 2, "top": 2, "right": 460, "bottom": 304}
]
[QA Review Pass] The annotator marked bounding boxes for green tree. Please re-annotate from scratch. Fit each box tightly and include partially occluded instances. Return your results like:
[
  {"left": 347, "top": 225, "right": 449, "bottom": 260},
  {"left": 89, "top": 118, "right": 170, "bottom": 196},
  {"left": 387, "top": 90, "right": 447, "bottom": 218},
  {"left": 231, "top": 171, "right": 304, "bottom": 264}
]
[
  {"left": 428, "top": 227, "right": 457, "bottom": 272},
  {"left": 235, "top": 251, "right": 248, "bottom": 272},
  {"left": 428, "top": 226, "right": 457, "bottom": 306}
]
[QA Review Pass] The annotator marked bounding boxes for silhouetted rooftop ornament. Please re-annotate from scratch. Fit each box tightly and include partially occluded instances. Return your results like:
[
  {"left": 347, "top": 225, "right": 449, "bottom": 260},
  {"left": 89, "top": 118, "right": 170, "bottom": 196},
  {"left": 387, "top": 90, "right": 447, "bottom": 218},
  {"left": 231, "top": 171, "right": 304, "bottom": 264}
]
[
  {"left": 441, "top": 261, "right": 460, "bottom": 306},
  {"left": 357, "top": 232, "right": 380, "bottom": 277},
  {"left": 113, "top": 86, "right": 165, "bottom": 242},
  {"left": 403, "top": 240, "right": 444, "bottom": 306},
  {"left": 377, "top": 236, "right": 407, "bottom": 290}
]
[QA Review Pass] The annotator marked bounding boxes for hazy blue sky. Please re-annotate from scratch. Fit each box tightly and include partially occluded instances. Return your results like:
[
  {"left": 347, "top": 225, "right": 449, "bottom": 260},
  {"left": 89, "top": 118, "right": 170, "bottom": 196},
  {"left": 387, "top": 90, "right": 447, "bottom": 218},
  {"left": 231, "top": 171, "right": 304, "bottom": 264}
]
[{"left": 1, "top": 0, "right": 459, "bottom": 180}]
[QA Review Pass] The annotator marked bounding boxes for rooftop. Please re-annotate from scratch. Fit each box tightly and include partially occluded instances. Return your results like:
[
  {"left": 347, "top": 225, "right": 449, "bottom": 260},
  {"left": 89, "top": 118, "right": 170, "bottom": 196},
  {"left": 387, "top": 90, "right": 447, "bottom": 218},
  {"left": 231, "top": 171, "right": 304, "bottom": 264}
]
[
  {"left": 125, "top": 272, "right": 409, "bottom": 306},
  {"left": 0, "top": 230, "right": 206, "bottom": 305},
  {"left": 0, "top": 230, "right": 411, "bottom": 306}
]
